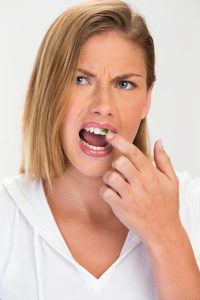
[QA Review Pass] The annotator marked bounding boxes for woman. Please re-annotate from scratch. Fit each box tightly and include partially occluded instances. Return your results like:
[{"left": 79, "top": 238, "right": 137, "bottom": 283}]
[{"left": 0, "top": 0, "right": 200, "bottom": 299}]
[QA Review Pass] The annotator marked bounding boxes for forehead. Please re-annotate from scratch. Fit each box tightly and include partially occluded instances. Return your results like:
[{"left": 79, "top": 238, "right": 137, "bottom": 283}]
[{"left": 78, "top": 31, "right": 146, "bottom": 77}]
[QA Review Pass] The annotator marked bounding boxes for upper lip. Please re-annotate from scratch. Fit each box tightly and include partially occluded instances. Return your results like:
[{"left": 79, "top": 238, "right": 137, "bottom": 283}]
[{"left": 80, "top": 122, "right": 117, "bottom": 133}]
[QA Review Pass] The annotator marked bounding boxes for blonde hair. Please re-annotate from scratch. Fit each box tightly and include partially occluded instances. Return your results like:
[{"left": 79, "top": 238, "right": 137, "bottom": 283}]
[{"left": 19, "top": 0, "right": 156, "bottom": 193}]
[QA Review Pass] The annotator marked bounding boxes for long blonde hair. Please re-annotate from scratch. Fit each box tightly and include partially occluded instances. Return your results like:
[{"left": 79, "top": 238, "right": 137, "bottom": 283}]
[{"left": 19, "top": 0, "right": 156, "bottom": 193}]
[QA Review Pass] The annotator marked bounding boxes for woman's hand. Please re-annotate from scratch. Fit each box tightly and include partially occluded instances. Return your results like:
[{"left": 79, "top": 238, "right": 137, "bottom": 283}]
[{"left": 99, "top": 133, "right": 181, "bottom": 247}]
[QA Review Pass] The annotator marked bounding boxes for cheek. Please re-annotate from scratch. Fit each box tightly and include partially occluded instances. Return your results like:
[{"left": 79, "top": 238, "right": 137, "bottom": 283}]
[
  {"left": 120, "top": 102, "right": 145, "bottom": 138},
  {"left": 122, "top": 101, "right": 145, "bottom": 123},
  {"left": 60, "top": 102, "right": 78, "bottom": 132}
]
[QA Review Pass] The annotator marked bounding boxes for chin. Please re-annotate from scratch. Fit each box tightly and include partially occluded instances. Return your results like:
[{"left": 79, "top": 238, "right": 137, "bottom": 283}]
[{"left": 76, "top": 162, "right": 111, "bottom": 178}]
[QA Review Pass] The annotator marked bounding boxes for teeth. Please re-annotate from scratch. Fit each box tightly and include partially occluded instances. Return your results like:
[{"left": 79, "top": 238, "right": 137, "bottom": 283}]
[
  {"left": 94, "top": 128, "right": 101, "bottom": 135},
  {"left": 84, "top": 127, "right": 112, "bottom": 135},
  {"left": 80, "top": 138, "right": 111, "bottom": 150}
]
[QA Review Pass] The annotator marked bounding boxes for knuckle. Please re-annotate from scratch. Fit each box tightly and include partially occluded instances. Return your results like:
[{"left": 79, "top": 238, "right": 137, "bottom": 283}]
[
  {"left": 108, "top": 171, "right": 118, "bottom": 181},
  {"left": 116, "top": 155, "right": 126, "bottom": 166},
  {"left": 149, "top": 171, "right": 157, "bottom": 183},
  {"left": 103, "top": 171, "right": 110, "bottom": 182},
  {"left": 165, "top": 153, "right": 172, "bottom": 163},
  {"left": 129, "top": 151, "right": 137, "bottom": 161},
  {"left": 104, "top": 188, "right": 112, "bottom": 198}
]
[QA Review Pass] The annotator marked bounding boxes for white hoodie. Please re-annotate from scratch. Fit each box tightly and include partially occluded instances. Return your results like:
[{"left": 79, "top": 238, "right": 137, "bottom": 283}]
[{"left": 0, "top": 171, "right": 200, "bottom": 300}]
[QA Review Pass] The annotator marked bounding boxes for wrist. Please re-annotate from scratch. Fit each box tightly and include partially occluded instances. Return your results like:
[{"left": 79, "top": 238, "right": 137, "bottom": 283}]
[
  {"left": 143, "top": 221, "right": 200, "bottom": 300},
  {"left": 143, "top": 219, "right": 187, "bottom": 255}
]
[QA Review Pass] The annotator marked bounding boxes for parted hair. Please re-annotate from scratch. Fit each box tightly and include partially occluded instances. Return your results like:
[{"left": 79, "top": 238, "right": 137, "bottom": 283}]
[{"left": 19, "top": 0, "right": 156, "bottom": 193}]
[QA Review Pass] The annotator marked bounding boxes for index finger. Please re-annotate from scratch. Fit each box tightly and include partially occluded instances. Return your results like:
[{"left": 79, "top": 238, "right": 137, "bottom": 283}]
[{"left": 106, "top": 132, "right": 152, "bottom": 173}]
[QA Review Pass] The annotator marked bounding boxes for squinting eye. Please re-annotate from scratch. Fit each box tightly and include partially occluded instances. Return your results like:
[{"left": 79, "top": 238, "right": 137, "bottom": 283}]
[
  {"left": 76, "top": 76, "right": 88, "bottom": 84},
  {"left": 76, "top": 76, "right": 136, "bottom": 89},
  {"left": 119, "top": 81, "right": 136, "bottom": 89}
]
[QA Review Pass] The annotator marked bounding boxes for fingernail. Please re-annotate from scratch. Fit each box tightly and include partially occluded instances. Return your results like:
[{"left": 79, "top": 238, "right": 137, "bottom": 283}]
[
  {"left": 106, "top": 132, "right": 114, "bottom": 139},
  {"left": 158, "top": 139, "right": 164, "bottom": 151}
]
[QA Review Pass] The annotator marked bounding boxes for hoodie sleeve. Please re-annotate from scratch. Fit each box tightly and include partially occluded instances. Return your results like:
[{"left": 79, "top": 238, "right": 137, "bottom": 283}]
[
  {"left": 176, "top": 170, "right": 200, "bottom": 270},
  {"left": 0, "top": 183, "right": 17, "bottom": 284}
]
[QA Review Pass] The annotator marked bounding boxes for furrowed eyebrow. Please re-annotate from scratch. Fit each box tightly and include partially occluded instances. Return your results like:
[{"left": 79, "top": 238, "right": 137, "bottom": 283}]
[{"left": 77, "top": 68, "right": 142, "bottom": 83}]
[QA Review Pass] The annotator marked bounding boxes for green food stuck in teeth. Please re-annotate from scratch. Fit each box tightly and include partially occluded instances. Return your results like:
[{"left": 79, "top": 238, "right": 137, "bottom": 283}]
[{"left": 102, "top": 129, "right": 109, "bottom": 133}]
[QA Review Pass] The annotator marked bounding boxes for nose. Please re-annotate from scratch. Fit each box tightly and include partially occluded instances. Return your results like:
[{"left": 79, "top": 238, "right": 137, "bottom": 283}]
[{"left": 88, "top": 86, "right": 115, "bottom": 118}]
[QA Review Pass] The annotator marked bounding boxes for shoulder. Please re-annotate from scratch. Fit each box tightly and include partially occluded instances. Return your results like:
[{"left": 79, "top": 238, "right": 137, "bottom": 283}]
[
  {"left": 0, "top": 178, "right": 16, "bottom": 215},
  {"left": 0, "top": 173, "right": 28, "bottom": 216},
  {"left": 176, "top": 170, "right": 200, "bottom": 217},
  {"left": 0, "top": 173, "right": 29, "bottom": 281},
  {"left": 0, "top": 174, "right": 22, "bottom": 228},
  {"left": 175, "top": 170, "right": 200, "bottom": 266},
  {"left": 176, "top": 170, "right": 200, "bottom": 197},
  {"left": 0, "top": 175, "right": 18, "bottom": 281}
]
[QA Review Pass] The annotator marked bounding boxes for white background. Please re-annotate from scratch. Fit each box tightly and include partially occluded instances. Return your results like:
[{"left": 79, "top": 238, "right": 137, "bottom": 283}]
[{"left": 0, "top": 0, "right": 200, "bottom": 180}]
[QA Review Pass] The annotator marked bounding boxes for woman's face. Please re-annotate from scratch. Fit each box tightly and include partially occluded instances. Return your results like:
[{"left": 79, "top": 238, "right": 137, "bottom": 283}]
[{"left": 60, "top": 30, "right": 154, "bottom": 178}]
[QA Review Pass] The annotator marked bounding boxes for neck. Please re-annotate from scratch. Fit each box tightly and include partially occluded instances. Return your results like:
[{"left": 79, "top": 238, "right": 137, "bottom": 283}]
[{"left": 43, "top": 165, "right": 116, "bottom": 224}]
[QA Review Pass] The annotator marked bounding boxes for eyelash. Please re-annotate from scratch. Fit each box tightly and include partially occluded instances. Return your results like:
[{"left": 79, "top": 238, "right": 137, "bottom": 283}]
[{"left": 76, "top": 76, "right": 137, "bottom": 89}]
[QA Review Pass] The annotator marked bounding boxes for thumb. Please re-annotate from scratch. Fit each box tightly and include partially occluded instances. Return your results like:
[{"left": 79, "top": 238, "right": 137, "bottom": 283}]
[{"left": 154, "top": 140, "right": 177, "bottom": 181}]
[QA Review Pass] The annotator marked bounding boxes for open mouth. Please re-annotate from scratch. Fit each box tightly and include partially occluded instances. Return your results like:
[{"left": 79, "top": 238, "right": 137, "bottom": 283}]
[{"left": 79, "top": 128, "right": 110, "bottom": 149}]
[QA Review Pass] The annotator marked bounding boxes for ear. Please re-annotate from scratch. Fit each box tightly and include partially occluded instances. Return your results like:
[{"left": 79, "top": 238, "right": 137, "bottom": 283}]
[{"left": 141, "top": 82, "right": 154, "bottom": 119}]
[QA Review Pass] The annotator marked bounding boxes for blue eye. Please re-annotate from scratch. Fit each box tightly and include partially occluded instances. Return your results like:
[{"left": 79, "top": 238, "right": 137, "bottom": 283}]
[
  {"left": 76, "top": 76, "right": 88, "bottom": 84},
  {"left": 118, "top": 81, "right": 135, "bottom": 89}
]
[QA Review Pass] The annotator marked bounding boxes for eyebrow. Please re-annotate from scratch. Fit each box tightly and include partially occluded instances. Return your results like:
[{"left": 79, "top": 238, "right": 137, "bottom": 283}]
[{"left": 77, "top": 68, "right": 142, "bottom": 82}]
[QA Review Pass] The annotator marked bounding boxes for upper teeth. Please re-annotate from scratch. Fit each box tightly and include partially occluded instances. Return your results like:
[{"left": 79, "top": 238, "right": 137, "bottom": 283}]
[{"left": 84, "top": 127, "right": 112, "bottom": 135}]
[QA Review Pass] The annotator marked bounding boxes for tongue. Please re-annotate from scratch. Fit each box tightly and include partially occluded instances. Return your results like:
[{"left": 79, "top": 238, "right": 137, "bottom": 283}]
[{"left": 80, "top": 129, "right": 108, "bottom": 147}]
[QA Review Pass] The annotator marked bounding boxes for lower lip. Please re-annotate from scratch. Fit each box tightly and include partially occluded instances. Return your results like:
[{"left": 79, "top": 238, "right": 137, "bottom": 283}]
[{"left": 78, "top": 136, "right": 113, "bottom": 157}]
